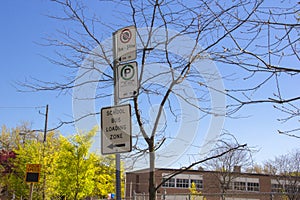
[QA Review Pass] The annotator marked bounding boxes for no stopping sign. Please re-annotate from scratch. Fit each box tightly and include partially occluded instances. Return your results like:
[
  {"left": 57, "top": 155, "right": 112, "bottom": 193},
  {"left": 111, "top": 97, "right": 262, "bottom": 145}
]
[{"left": 120, "top": 29, "right": 132, "bottom": 43}]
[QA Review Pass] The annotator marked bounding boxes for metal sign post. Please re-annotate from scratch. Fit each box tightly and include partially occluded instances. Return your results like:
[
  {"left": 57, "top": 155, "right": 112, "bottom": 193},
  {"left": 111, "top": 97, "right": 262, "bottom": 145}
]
[{"left": 111, "top": 25, "right": 136, "bottom": 200}]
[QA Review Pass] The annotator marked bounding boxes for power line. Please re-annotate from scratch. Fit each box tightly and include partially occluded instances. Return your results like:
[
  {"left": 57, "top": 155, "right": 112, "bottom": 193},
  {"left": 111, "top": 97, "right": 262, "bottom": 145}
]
[{"left": 0, "top": 106, "right": 46, "bottom": 109}]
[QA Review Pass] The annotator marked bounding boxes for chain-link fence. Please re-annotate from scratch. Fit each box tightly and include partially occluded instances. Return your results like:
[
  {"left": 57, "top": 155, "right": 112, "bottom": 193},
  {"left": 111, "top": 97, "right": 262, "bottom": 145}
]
[
  {"left": 126, "top": 192, "right": 294, "bottom": 200},
  {"left": 1, "top": 192, "right": 294, "bottom": 200}
]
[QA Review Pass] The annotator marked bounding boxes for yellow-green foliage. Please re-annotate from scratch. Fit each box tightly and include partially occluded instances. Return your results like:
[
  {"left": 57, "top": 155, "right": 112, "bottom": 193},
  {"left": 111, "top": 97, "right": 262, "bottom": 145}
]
[
  {"left": 0, "top": 125, "right": 118, "bottom": 200},
  {"left": 189, "top": 182, "right": 206, "bottom": 200}
]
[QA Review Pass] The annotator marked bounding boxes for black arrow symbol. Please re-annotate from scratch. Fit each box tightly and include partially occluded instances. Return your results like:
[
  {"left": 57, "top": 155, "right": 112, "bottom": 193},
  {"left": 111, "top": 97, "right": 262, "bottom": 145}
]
[{"left": 108, "top": 143, "right": 126, "bottom": 149}]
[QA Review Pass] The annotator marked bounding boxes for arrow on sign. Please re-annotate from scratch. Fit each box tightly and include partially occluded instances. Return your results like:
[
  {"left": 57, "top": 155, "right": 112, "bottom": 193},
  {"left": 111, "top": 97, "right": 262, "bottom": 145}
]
[{"left": 108, "top": 143, "right": 126, "bottom": 149}]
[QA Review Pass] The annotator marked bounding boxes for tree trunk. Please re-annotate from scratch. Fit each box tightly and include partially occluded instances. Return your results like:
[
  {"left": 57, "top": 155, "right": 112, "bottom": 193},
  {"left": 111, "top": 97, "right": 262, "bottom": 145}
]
[{"left": 149, "top": 140, "right": 156, "bottom": 200}]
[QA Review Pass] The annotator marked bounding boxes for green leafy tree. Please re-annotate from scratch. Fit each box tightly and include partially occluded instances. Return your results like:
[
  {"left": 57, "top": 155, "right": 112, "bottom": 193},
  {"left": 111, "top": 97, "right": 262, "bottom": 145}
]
[
  {"left": 0, "top": 125, "right": 32, "bottom": 198},
  {"left": 42, "top": 131, "right": 62, "bottom": 199},
  {"left": 1, "top": 125, "right": 118, "bottom": 200},
  {"left": 11, "top": 134, "right": 44, "bottom": 199},
  {"left": 93, "top": 155, "right": 117, "bottom": 198},
  {"left": 10, "top": 129, "right": 61, "bottom": 200},
  {"left": 50, "top": 128, "right": 101, "bottom": 199}
]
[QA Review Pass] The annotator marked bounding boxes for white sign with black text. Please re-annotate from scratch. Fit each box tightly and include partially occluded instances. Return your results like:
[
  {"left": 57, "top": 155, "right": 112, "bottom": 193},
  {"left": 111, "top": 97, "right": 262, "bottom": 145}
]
[{"left": 101, "top": 104, "right": 132, "bottom": 155}]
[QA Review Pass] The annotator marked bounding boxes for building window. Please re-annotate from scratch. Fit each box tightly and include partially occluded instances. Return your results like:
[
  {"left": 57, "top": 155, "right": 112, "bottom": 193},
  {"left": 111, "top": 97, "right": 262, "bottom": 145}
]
[
  {"left": 247, "top": 182, "right": 260, "bottom": 191},
  {"left": 234, "top": 182, "right": 246, "bottom": 191},
  {"left": 271, "top": 184, "right": 283, "bottom": 192},
  {"left": 176, "top": 178, "right": 189, "bottom": 188},
  {"left": 161, "top": 173, "right": 203, "bottom": 189},
  {"left": 233, "top": 181, "right": 259, "bottom": 191},
  {"left": 162, "top": 178, "right": 175, "bottom": 188},
  {"left": 191, "top": 179, "right": 203, "bottom": 189},
  {"left": 232, "top": 177, "right": 260, "bottom": 192}
]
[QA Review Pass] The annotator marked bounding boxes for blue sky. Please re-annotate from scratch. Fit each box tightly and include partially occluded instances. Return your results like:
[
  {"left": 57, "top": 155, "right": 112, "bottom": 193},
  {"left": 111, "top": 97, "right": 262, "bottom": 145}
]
[
  {"left": 0, "top": 1, "right": 299, "bottom": 166},
  {"left": 0, "top": 1, "right": 71, "bottom": 132}
]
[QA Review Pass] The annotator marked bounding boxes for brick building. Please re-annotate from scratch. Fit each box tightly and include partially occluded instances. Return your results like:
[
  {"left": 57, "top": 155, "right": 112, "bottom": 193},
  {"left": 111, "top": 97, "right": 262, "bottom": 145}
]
[{"left": 125, "top": 168, "right": 300, "bottom": 200}]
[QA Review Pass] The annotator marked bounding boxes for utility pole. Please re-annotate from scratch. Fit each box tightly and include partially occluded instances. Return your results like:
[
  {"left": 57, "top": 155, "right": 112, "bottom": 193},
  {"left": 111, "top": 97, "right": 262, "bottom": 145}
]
[
  {"left": 42, "top": 104, "right": 48, "bottom": 200},
  {"left": 43, "top": 105, "right": 48, "bottom": 143}
]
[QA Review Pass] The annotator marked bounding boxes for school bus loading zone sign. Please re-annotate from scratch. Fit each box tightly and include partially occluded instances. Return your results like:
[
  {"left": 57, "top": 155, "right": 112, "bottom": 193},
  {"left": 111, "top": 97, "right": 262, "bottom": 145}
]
[
  {"left": 101, "top": 104, "right": 132, "bottom": 155},
  {"left": 25, "top": 164, "right": 41, "bottom": 183}
]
